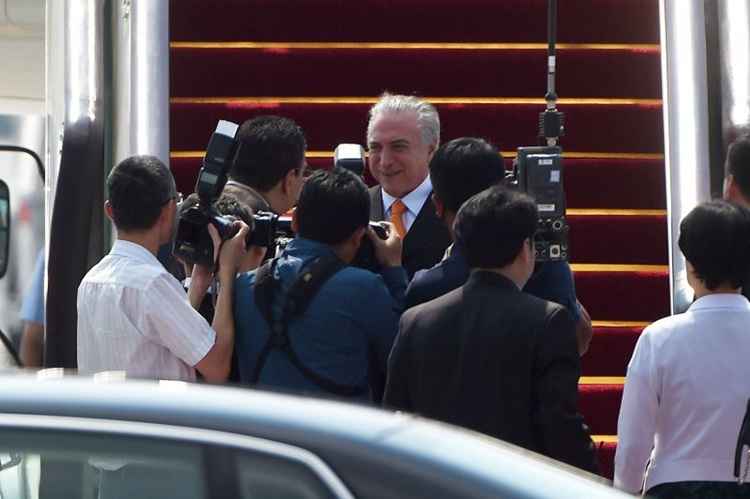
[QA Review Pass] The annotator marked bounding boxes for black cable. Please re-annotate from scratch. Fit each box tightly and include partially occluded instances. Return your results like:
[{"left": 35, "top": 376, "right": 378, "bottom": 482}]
[{"left": 545, "top": 0, "right": 558, "bottom": 103}]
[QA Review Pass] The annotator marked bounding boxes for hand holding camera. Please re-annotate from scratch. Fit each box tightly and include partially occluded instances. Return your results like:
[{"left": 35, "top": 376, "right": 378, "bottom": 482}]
[
  {"left": 217, "top": 221, "right": 250, "bottom": 280},
  {"left": 368, "top": 221, "right": 402, "bottom": 268}
]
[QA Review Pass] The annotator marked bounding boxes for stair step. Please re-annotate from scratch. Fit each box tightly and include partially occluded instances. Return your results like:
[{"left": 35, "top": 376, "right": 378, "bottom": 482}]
[
  {"left": 171, "top": 153, "right": 665, "bottom": 210},
  {"left": 567, "top": 211, "right": 667, "bottom": 264},
  {"left": 572, "top": 265, "right": 669, "bottom": 322},
  {"left": 171, "top": 46, "right": 661, "bottom": 99},
  {"left": 579, "top": 377, "right": 624, "bottom": 436},
  {"left": 582, "top": 322, "right": 646, "bottom": 376},
  {"left": 169, "top": 0, "right": 659, "bottom": 44},
  {"left": 170, "top": 99, "right": 664, "bottom": 154},
  {"left": 593, "top": 436, "right": 618, "bottom": 480}
]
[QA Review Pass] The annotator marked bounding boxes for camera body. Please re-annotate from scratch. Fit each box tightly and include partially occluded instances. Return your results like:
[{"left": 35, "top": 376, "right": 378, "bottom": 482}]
[
  {"left": 508, "top": 146, "right": 569, "bottom": 262},
  {"left": 174, "top": 121, "right": 241, "bottom": 266}
]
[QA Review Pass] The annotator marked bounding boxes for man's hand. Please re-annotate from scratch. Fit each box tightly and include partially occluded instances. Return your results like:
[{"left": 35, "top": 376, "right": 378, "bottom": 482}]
[
  {"left": 575, "top": 301, "right": 593, "bottom": 356},
  {"left": 368, "top": 222, "right": 403, "bottom": 268},
  {"left": 217, "top": 221, "right": 250, "bottom": 282}
]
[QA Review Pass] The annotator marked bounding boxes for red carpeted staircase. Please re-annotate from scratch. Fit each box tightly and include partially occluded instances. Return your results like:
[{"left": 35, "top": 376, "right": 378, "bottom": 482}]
[{"left": 169, "top": 0, "right": 668, "bottom": 480}]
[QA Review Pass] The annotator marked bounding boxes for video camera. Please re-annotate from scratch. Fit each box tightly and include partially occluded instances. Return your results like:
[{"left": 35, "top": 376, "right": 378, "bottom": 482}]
[
  {"left": 506, "top": 146, "right": 569, "bottom": 261},
  {"left": 173, "top": 120, "right": 292, "bottom": 266},
  {"left": 505, "top": 0, "right": 569, "bottom": 262}
]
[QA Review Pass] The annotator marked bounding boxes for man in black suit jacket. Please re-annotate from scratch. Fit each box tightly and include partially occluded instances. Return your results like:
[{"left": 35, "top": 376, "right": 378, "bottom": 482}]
[
  {"left": 366, "top": 94, "right": 452, "bottom": 278},
  {"left": 405, "top": 137, "right": 593, "bottom": 355},
  {"left": 384, "top": 185, "right": 598, "bottom": 473}
]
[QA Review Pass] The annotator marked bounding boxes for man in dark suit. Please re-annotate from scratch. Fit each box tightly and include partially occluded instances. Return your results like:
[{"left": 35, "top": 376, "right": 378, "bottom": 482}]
[
  {"left": 722, "top": 134, "right": 750, "bottom": 300},
  {"left": 406, "top": 137, "right": 593, "bottom": 355},
  {"left": 384, "top": 185, "right": 599, "bottom": 473},
  {"left": 366, "top": 94, "right": 452, "bottom": 278}
]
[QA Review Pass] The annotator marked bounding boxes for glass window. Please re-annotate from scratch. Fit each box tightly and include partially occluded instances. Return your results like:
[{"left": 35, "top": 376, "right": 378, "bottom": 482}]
[
  {"left": 0, "top": 428, "right": 207, "bottom": 499},
  {"left": 236, "top": 451, "right": 338, "bottom": 499}
]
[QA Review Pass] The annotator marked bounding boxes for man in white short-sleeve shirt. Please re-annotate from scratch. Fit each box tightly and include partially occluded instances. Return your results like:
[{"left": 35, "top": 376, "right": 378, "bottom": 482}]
[{"left": 77, "top": 155, "right": 250, "bottom": 382}]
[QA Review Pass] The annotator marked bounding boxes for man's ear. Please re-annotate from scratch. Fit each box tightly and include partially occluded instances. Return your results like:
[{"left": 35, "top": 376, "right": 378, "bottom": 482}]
[
  {"left": 104, "top": 200, "right": 114, "bottom": 221},
  {"left": 351, "top": 226, "right": 367, "bottom": 248},
  {"left": 291, "top": 207, "right": 300, "bottom": 233},
  {"left": 281, "top": 167, "right": 300, "bottom": 196},
  {"left": 432, "top": 192, "right": 445, "bottom": 219},
  {"left": 724, "top": 174, "right": 735, "bottom": 199},
  {"left": 520, "top": 238, "right": 534, "bottom": 265}
]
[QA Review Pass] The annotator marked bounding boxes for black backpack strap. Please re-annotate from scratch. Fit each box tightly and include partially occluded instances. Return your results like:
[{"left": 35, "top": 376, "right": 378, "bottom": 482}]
[
  {"left": 251, "top": 254, "right": 366, "bottom": 397},
  {"left": 251, "top": 257, "right": 279, "bottom": 384}
]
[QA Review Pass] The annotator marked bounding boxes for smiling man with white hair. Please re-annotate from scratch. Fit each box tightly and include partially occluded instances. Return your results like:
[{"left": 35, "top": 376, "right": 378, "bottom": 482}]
[{"left": 366, "top": 93, "right": 452, "bottom": 278}]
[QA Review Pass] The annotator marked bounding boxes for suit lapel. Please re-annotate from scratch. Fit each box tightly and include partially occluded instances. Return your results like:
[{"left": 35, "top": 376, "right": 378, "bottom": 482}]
[
  {"left": 369, "top": 186, "right": 385, "bottom": 221},
  {"left": 405, "top": 195, "right": 439, "bottom": 245}
]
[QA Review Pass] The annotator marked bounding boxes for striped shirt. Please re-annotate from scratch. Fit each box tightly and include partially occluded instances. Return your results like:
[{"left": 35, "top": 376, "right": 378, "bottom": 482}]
[{"left": 77, "top": 240, "right": 215, "bottom": 381}]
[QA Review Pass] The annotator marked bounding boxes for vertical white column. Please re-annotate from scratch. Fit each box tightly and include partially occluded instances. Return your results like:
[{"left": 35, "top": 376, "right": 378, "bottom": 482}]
[{"left": 659, "top": 0, "right": 713, "bottom": 313}]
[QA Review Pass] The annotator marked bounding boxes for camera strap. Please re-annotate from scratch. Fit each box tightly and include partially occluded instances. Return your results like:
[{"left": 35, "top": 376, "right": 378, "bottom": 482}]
[{"left": 252, "top": 254, "right": 367, "bottom": 398}]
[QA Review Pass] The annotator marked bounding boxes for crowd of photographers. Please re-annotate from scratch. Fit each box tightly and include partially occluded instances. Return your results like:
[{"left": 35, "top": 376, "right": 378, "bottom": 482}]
[{"left": 74, "top": 93, "right": 750, "bottom": 495}]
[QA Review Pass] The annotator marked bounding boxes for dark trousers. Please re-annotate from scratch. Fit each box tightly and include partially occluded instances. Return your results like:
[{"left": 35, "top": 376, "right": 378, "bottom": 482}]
[{"left": 647, "top": 481, "right": 750, "bottom": 499}]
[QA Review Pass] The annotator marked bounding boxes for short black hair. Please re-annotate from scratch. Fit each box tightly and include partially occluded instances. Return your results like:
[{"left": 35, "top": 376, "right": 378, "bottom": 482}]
[
  {"left": 726, "top": 135, "right": 750, "bottom": 200},
  {"left": 230, "top": 115, "right": 307, "bottom": 192},
  {"left": 429, "top": 137, "right": 505, "bottom": 213},
  {"left": 215, "top": 193, "right": 255, "bottom": 231},
  {"left": 296, "top": 168, "right": 370, "bottom": 245},
  {"left": 455, "top": 185, "right": 538, "bottom": 269},
  {"left": 107, "top": 155, "right": 176, "bottom": 231},
  {"left": 678, "top": 200, "right": 750, "bottom": 290}
]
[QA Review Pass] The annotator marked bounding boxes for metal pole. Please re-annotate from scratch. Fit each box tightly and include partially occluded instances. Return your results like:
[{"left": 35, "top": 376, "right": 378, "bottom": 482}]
[
  {"left": 659, "top": 0, "right": 713, "bottom": 314},
  {"left": 718, "top": 0, "right": 750, "bottom": 145}
]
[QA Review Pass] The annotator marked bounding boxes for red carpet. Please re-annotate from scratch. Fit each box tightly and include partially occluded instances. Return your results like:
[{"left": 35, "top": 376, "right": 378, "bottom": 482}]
[{"left": 169, "top": 0, "right": 667, "bottom": 480}]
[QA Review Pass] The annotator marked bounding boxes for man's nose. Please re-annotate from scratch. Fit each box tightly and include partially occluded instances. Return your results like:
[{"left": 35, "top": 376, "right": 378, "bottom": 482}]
[{"left": 380, "top": 148, "right": 393, "bottom": 168}]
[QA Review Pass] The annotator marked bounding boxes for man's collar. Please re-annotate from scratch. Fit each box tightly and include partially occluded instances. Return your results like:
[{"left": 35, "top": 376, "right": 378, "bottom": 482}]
[
  {"left": 466, "top": 269, "right": 520, "bottom": 291},
  {"left": 690, "top": 293, "right": 750, "bottom": 311},
  {"left": 225, "top": 180, "right": 272, "bottom": 211},
  {"left": 382, "top": 175, "right": 432, "bottom": 215},
  {"left": 109, "top": 240, "right": 162, "bottom": 267}
]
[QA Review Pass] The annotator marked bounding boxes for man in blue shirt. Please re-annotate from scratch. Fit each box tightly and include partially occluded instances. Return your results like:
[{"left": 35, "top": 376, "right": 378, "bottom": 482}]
[
  {"left": 405, "top": 138, "right": 592, "bottom": 355},
  {"left": 234, "top": 168, "right": 406, "bottom": 402},
  {"left": 19, "top": 249, "right": 45, "bottom": 366}
]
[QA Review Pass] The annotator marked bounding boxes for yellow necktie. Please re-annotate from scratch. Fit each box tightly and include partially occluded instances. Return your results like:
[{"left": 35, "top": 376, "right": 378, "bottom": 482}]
[{"left": 390, "top": 199, "right": 408, "bottom": 239}]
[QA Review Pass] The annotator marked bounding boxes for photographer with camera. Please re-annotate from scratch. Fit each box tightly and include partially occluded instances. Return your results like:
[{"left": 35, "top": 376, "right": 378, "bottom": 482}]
[
  {"left": 405, "top": 137, "right": 593, "bottom": 356},
  {"left": 178, "top": 192, "right": 268, "bottom": 320},
  {"left": 77, "top": 155, "right": 249, "bottom": 383},
  {"left": 233, "top": 168, "right": 406, "bottom": 402},
  {"left": 223, "top": 115, "right": 307, "bottom": 215}
]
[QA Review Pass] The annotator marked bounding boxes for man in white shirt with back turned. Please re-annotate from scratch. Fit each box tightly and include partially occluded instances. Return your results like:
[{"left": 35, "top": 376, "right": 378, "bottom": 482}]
[
  {"left": 615, "top": 200, "right": 750, "bottom": 497},
  {"left": 77, "top": 155, "right": 250, "bottom": 382}
]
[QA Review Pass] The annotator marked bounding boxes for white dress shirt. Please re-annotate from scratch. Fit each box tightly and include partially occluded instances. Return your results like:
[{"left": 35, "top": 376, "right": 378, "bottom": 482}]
[
  {"left": 382, "top": 175, "right": 433, "bottom": 233},
  {"left": 614, "top": 293, "right": 750, "bottom": 493},
  {"left": 77, "top": 240, "right": 215, "bottom": 381}
]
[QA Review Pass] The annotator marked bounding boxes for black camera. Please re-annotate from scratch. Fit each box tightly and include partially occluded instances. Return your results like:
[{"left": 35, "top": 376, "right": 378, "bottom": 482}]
[
  {"left": 507, "top": 146, "right": 569, "bottom": 262},
  {"left": 247, "top": 211, "right": 294, "bottom": 252},
  {"left": 174, "top": 121, "right": 242, "bottom": 266}
]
